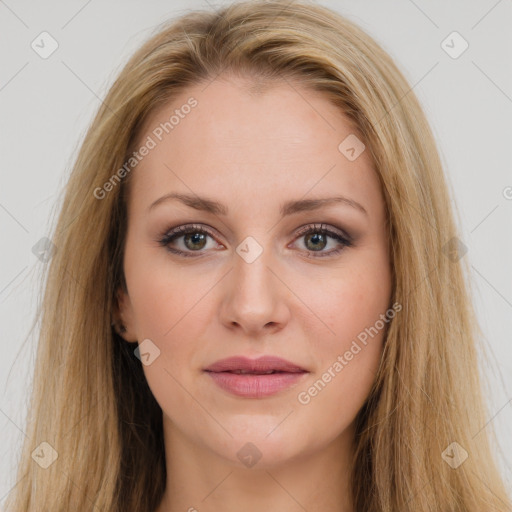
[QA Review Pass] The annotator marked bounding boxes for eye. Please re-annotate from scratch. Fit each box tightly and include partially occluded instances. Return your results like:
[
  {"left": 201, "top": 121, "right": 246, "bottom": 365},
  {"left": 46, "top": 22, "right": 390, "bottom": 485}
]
[
  {"left": 158, "top": 224, "right": 222, "bottom": 258},
  {"left": 290, "top": 223, "right": 353, "bottom": 258},
  {"left": 158, "top": 222, "right": 353, "bottom": 258}
]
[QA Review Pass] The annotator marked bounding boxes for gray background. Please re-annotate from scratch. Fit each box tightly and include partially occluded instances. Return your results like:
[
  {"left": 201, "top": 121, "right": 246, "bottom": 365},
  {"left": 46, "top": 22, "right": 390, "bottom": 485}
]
[{"left": 1, "top": 0, "right": 511, "bottom": 504}]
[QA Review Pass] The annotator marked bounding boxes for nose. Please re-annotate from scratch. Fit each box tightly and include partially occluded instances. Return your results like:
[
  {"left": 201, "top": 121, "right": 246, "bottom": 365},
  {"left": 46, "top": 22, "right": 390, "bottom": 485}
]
[{"left": 218, "top": 244, "right": 291, "bottom": 337}]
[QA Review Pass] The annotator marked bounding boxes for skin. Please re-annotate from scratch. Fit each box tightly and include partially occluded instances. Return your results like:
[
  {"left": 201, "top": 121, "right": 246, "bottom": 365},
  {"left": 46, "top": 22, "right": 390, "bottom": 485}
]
[{"left": 115, "top": 74, "right": 392, "bottom": 512}]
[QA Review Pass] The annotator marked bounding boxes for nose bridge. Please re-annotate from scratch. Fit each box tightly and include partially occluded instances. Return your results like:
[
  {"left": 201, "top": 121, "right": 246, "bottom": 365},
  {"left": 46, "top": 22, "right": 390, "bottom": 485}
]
[
  {"left": 219, "top": 235, "right": 289, "bottom": 333},
  {"left": 232, "top": 239, "right": 275, "bottom": 305}
]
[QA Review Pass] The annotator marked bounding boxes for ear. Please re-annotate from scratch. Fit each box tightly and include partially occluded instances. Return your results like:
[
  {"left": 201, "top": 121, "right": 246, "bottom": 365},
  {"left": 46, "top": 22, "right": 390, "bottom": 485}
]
[{"left": 112, "top": 285, "right": 138, "bottom": 342}]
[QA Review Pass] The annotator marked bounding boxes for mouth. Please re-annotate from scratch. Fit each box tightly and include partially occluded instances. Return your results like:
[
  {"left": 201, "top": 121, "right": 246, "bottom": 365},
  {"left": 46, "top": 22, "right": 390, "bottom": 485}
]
[
  {"left": 204, "top": 355, "right": 308, "bottom": 374},
  {"left": 214, "top": 369, "right": 299, "bottom": 374},
  {"left": 203, "top": 356, "right": 309, "bottom": 398}
]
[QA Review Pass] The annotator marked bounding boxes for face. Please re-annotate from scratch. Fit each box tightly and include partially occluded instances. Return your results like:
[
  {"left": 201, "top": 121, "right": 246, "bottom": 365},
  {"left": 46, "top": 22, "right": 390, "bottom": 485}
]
[{"left": 116, "top": 75, "right": 392, "bottom": 469}]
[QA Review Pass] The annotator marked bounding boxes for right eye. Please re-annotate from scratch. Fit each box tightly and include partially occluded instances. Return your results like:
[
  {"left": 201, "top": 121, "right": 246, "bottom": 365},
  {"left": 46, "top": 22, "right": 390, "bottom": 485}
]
[{"left": 158, "top": 224, "right": 224, "bottom": 257}]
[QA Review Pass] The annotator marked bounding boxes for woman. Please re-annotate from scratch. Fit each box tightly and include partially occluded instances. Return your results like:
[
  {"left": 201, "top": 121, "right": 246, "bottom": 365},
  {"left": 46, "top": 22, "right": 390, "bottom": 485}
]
[{"left": 6, "top": 0, "right": 511, "bottom": 511}]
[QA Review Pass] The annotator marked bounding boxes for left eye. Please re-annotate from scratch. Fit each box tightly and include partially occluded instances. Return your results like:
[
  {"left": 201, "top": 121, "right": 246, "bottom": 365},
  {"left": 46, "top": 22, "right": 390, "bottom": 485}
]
[
  {"left": 292, "top": 223, "right": 353, "bottom": 258},
  {"left": 158, "top": 223, "right": 352, "bottom": 258}
]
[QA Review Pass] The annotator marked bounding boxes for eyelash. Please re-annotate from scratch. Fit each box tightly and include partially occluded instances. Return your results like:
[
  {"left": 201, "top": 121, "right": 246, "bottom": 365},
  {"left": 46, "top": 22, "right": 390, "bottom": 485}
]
[{"left": 158, "top": 223, "right": 353, "bottom": 259}]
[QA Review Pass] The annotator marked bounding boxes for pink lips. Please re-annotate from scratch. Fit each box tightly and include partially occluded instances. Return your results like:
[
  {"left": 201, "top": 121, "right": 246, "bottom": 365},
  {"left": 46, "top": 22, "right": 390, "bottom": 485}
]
[{"left": 204, "top": 356, "right": 308, "bottom": 398}]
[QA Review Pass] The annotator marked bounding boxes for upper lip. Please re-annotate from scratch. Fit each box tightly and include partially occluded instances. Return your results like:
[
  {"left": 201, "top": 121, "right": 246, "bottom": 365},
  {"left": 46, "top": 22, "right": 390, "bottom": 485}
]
[{"left": 204, "top": 356, "right": 308, "bottom": 374}]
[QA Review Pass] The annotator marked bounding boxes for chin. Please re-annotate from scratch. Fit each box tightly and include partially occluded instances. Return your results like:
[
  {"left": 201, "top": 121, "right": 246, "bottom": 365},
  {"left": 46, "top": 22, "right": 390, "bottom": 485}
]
[{"left": 204, "top": 424, "right": 311, "bottom": 470}]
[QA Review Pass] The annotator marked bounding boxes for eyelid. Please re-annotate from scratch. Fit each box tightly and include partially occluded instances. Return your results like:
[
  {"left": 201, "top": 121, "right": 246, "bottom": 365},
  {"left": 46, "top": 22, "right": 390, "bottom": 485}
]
[
  {"left": 293, "top": 222, "right": 352, "bottom": 243},
  {"left": 160, "top": 223, "right": 223, "bottom": 246}
]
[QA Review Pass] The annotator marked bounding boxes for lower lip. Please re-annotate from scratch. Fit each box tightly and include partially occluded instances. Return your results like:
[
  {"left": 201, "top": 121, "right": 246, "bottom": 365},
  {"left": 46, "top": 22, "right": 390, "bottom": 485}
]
[{"left": 205, "top": 371, "right": 307, "bottom": 398}]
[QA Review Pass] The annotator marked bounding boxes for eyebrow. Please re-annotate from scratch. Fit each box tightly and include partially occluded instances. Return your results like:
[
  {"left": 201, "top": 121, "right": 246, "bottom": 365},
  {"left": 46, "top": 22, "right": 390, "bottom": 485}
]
[{"left": 147, "top": 192, "right": 368, "bottom": 217}]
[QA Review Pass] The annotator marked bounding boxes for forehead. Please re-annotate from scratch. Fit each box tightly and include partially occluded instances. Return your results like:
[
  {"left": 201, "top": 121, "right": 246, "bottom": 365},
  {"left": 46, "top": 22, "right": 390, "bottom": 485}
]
[{"left": 128, "top": 76, "right": 382, "bottom": 217}]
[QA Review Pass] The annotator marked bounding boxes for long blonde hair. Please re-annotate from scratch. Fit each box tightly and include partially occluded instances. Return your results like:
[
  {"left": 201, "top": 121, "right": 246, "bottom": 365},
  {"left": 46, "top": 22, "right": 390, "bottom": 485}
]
[{"left": 6, "top": 1, "right": 511, "bottom": 510}]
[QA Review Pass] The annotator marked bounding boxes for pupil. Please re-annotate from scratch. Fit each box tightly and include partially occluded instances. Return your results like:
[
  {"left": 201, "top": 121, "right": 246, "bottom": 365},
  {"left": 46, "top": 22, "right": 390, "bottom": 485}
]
[
  {"left": 306, "top": 233, "right": 326, "bottom": 251},
  {"left": 185, "top": 232, "right": 206, "bottom": 250}
]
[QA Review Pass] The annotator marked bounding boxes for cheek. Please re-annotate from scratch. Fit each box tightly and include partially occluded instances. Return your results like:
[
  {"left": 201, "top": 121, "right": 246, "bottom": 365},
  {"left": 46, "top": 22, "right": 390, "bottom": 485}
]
[
  {"left": 290, "top": 253, "right": 391, "bottom": 407},
  {"left": 125, "top": 245, "right": 207, "bottom": 339},
  {"left": 296, "top": 258, "right": 391, "bottom": 351},
  {"left": 124, "top": 248, "right": 210, "bottom": 390},
  {"left": 294, "top": 277, "right": 390, "bottom": 439},
  {"left": 296, "top": 338, "right": 382, "bottom": 442}
]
